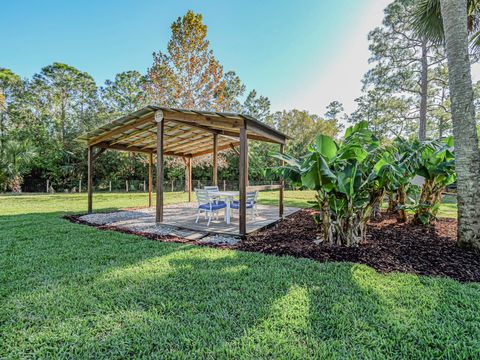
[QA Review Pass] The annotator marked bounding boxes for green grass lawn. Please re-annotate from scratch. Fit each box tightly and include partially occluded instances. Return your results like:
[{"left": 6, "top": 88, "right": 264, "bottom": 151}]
[{"left": 1, "top": 191, "right": 478, "bottom": 358}]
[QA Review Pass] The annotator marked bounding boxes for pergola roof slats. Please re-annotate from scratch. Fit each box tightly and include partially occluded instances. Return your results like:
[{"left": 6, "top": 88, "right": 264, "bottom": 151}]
[{"left": 77, "top": 105, "right": 288, "bottom": 157}]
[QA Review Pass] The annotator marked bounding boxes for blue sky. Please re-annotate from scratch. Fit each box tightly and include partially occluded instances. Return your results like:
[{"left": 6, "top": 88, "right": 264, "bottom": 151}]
[{"left": 1, "top": 0, "right": 391, "bottom": 115}]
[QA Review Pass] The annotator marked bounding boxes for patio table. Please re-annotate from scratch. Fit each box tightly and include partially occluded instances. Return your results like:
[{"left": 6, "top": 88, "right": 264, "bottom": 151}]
[{"left": 212, "top": 191, "right": 239, "bottom": 224}]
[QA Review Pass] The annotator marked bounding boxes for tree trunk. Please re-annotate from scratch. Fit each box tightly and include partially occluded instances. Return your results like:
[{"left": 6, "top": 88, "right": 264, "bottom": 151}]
[
  {"left": 316, "top": 191, "right": 333, "bottom": 245},
  {"left": 387, "top": 192, "right": 397, "bottom": 212},
  {"left": 184, "top": 165, "right": 189, "bottom": 192},
  {"left": 10, "top": 175, "right": 22, "bottom": 193},
  {"left": 330, "top": 214, "right": 365, "bottom": 247},
  {"left": 397, "top": 185, "right": 407, "bottom": 222},
  {"left": 441, "top": 0, "right": 480, "bottom": 249},
  {"left": 419, "top": 38, "right": 429, "bottom": 141},
  {"left": 370, "top": 190, "right": 384, "bottom": 220},
  {"left": 413, "top": 179, "right": 443, "bottom": 225}
]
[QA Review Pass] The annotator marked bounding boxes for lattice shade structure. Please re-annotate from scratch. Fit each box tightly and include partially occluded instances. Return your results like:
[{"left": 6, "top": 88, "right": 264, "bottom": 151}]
[
  {"left": 78, "top": 105, "right": 286, "bottom": 157},
  {"left": 77, "top": 105, "right": 288, "bottom": 236}
]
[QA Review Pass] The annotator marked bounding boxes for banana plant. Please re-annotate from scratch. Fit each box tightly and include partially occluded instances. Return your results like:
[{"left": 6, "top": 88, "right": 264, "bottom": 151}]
[
  {"left": 273, "top": 121, "right": 393, "bottom": 246},
  {"left": 412, "top": 136, "right": 456, "bottom": 224}
]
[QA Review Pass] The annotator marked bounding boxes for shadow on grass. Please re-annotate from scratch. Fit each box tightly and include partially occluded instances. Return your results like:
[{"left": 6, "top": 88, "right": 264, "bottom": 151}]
[{"left": 1, "top": 211, "right": 480, "bottom": 358}]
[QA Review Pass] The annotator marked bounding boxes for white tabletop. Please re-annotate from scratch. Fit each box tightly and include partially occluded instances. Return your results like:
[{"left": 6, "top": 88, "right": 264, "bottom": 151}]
[{"left": 215, "top": 191, "right": 239, "bottom": 197}]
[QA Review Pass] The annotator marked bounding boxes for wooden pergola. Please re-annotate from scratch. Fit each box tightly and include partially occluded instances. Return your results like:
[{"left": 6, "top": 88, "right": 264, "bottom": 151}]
[{"left": 77, "top": 105, "right": 288, "bottom": 236}]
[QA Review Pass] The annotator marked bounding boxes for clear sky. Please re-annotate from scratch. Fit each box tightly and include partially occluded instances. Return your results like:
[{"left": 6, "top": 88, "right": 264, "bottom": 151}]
[{"left": 1, "top": 0, "right": 391, "bottom": 116}]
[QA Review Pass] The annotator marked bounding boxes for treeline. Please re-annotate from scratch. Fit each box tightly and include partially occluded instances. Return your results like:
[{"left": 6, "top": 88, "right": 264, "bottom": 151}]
[
  {"left": 351, "top": 0, "right": 480, "bottom": 140},
  {"left": 0, "top": 11, "right": 341, "bottom": 193}
]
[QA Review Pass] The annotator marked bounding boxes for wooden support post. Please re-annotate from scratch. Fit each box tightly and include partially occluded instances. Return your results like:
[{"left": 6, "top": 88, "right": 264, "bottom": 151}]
[
  {"left": 126, "top": 180, "right": 129, "bottom": 192},
  {"left": 148, "top": 153, "right": 153, "bottom": 207},
  {"left": 79, "top": 179, "right": 82, "bottom": 193},
  {"left": 279, "top": 144, "right": 285, "bottom": 218},
  {"left": 109, "top": 181, "right": 112, "bottom": 192},
  {"left": 46, "top": 179, "right": 49, "bottom": 193},
  {"left": 155, "top": 111, "right": 164, "bottom": 223},
  {"left": 187, "top": 157, "right": 192, "bottom": 202},
  {"left": 213, "top": 133, "right": 218, "bottom": 186},
  {"left": 87, "top": 146, "right": 93, "bottom": 214},
  {"left": 239, "top": 127, "right": 248, "bottom": 236}
]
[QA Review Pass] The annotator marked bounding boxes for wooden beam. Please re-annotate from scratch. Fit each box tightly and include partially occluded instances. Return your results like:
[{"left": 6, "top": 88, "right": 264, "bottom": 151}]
[
  {"left": 168, "top": 120, "right": 279, "bottom": 144},
  {"left": 95, "top": 142, "right": 153, "bottom": 154},
  {"left": 189, "top": 142, "right": 240, "bottom": 158},
  {"left": 247, "top": 184, "right": 283, "bottom": 192},
  {"left": 168, "top": 119, "right": 218, "bottom": 134},
  {"left": 174, "top": 137, "right": 233, "bottom": 155},
  {"left": 162, "top": 133, "right": 212, "bottom": 153},
  {"left": 239, "top": 128, "right": 248, "bottom": 236},
  {"left": 128, "top": 123, "right": 186, "bottom": 148},
  {"left": 110, "top": 126, "right": 155, "bottom": 145},
  {"left": 125, "top": 131, "right": 158, "bottom": 147},
  {"left": 155, "top": 111, "right": 164, "bottom": 223},
  {"left": 87, "top": 146, "right": 93, "bottom": 214},
  {"left": 92, "top": 148, "right": 106, "bottom": 161},
  {"left": 163, "top": 111, "right": 243, "bottom": 129},
  {"left": 230, "top": 143, "right": 240, "bottom": 155},
  {"left": 88, "top": 115, "right": 154, "bottom": 146},
  {"left": 187, "top": 157, "right": 192, "bottom": 202},
  {"left": 279, "top": 144, "right": 285, "bottom": 218},
  {"left": 245, "top": 119, "right": 286, "bottom": 145},
  {"left": 141, "top": 128, "right": 205, "bottom": 151},
  {"left": 148, "top": 153, "right": 153, "bottom": 207},
  {"left": 213, "top": 133, "right": 218, "bottom": 186}
]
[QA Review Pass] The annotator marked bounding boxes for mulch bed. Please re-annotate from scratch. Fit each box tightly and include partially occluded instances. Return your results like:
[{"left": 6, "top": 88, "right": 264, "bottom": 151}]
[
  {"left": 237, "top": 209, "right": 480, "bottom": 283},
  {"left": 65, "top": 211, "right": 480, "bottom": 282}
]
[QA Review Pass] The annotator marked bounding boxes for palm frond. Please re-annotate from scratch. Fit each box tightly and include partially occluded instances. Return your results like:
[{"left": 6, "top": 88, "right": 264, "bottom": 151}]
[
  {"left": 412, "top": 0, "right": 444, "bottom": 44},
  {"left": 413, "top": 0, "right": 480, "bottom": 48}
]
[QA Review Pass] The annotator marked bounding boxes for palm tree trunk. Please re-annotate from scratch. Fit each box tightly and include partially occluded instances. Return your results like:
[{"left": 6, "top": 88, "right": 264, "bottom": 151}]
[
  {"left": 440, "top": 0, "right": 480, "bottom": 249},
  {"left": 419, "top": 38, "right": 428, "bottom": 141}
]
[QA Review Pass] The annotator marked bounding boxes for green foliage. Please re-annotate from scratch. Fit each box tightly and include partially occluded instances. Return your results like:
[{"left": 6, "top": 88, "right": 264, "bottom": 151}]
[
  {"left": 0, "top": 140, "right": 35, "bottom": 192},
  {"left": 379, "top": 136, "right": 456, "bottom": 225},
  {"left": 102, "top": 71, "right": 148, "bottom": 115},
  {"left": 413, "top": 0, "right": 480, "bottom": 47},
  {"left": 354, "top": 0, "right": 451, "bottom": 141},
  {"left": 274, "top": 121, "right": 390, "bottom": 246},
  {"left": 412, "top": 136, "right": 456, "bottom": 224},
  {"left": 268, "top": 109, "right": 340, "bottom": 159}
]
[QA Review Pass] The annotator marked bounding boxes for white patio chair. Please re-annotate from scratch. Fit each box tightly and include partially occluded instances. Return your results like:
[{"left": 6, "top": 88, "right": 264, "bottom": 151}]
[
  {"left": 204, "top": 185, "right": 220, "bottom": 193},
  {"left": 204, "top": 185, "right": 223, "bottom": 203},
  {"left": 194, "top": 188, "right": 226, "bottom": 226},
  {"left": 230, "top": 191, "right": 259, "bottom": 221}
]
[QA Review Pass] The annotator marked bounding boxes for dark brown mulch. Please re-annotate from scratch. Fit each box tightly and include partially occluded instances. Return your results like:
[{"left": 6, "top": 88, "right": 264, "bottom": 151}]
[
  {"left": 65, "top": 211, "right": 480, "bottom": 282},
  {"left": 237, "top": 210, "right": 480, "bottom": 283}
]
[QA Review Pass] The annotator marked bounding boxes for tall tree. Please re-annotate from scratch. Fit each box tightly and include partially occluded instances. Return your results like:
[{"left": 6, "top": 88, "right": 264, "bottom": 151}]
[
  {"left": 218, "top": 71, "right": 245, "bottom": 112},
  {"left": 0, "top": 68, "right": 22, "bottom": 156},
  {"left": 242, "top": 90, "right": 271, "bottom": 121},
  {"left": 102, "top": 71, "right": 147, "bottom": 115},
  {"left": 414, "top": 0, "right": 480, "bottom": 248},
  {"left": 147, "top": 10, "right": 225, "bottom": 110},
  {"left": 30, "top": 63, "right": 99, "bottom": 143},
  {"left": 363, "top": 0, "right": 447, "bottom": 141},
  {"left": 268, "top": 110, "right": 340, "bottom": 158},
  {"left": 324, "top": 100, "right": 345, "bottom": 122}
]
